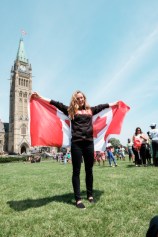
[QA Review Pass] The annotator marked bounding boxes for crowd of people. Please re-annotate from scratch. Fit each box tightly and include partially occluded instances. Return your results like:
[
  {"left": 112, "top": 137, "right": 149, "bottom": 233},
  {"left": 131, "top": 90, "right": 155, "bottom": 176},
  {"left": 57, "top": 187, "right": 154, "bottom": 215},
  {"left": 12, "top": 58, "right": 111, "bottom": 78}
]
[
  {"left": 54, "top": 152, "right": 72, "bottom": 164},
  {"left": 95, "top": 123, "right": 158, "bottom": 168},
  {"left": 131, "top": 123, "right": 158, "bottom": 167}
]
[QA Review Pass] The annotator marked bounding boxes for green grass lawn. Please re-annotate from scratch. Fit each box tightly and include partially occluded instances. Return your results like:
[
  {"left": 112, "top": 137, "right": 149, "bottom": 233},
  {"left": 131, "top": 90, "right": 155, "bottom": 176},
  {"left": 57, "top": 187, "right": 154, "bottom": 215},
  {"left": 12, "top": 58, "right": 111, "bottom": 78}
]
[{"left": 0, "top": 158, "right": 158, "bottom": 237}]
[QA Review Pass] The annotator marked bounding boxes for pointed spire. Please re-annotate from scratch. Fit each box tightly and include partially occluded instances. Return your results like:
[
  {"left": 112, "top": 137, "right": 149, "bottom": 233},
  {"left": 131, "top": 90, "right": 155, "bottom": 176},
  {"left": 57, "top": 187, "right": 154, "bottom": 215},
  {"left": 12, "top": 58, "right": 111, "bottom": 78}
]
[{"left": 16, "top": 38, "right": 28, "bottom": 63}]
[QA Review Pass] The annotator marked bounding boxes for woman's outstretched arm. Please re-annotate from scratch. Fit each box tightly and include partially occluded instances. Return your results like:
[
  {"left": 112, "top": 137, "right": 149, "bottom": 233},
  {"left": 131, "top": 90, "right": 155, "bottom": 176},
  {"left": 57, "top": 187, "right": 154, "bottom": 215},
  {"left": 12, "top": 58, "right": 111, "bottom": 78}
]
[{"left": 31, "top": 92, "right": 68, "bottom": 116}]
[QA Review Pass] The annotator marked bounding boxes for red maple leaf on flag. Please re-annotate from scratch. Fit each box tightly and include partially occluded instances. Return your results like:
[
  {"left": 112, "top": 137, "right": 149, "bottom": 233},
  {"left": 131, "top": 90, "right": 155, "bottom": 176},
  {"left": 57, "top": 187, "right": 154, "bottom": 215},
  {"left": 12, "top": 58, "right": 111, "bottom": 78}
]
[{"left": 93, "top": 116, "right": 107, "bottom": 138}]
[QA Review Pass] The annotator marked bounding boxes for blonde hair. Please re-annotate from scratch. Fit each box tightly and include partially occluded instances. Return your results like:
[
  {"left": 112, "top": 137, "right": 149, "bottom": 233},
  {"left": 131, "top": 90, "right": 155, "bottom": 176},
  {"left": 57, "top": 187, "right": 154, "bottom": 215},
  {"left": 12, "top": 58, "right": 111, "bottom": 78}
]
[{"left": 68, "top": 90, "right": 90, "bottom": 119}]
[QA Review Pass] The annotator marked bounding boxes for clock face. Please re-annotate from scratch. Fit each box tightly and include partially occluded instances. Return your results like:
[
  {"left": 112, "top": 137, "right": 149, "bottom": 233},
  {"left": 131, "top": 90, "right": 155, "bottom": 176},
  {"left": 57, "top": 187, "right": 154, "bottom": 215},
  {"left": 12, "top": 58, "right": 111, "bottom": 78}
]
[{"left": 19, "top": 65, "right": 26, "bottom": 72}]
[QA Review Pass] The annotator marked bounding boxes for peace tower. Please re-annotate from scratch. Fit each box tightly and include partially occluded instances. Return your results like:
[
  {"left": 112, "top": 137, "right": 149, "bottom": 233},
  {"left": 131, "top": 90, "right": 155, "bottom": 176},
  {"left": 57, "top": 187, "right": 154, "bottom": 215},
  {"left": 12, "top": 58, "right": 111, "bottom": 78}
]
[{"left": 8, "top": 39, "right": 32, "bottom": 154}]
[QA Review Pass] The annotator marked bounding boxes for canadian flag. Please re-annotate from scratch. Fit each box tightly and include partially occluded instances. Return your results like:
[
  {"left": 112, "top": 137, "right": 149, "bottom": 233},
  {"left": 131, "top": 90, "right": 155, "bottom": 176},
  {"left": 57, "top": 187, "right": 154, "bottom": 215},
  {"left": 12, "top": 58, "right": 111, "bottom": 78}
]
[{"left": 29, "top": 97, "right": 130, "bottom": 151}]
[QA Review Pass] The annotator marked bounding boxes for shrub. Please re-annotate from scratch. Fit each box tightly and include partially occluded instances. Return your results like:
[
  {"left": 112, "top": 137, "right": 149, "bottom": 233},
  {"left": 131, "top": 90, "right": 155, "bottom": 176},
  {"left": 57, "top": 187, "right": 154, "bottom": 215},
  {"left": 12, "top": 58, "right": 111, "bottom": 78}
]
[{"left": 0, "top": 156, "right": 28, "bottom": 163}]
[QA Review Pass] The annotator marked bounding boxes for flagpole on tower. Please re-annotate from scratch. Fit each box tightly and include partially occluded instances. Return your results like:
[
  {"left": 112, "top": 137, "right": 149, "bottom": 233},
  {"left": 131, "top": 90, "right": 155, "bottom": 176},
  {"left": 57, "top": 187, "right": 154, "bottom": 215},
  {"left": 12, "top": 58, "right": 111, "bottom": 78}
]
[{"left": 20, "top": 29, "right": 27, "bottom": 39}]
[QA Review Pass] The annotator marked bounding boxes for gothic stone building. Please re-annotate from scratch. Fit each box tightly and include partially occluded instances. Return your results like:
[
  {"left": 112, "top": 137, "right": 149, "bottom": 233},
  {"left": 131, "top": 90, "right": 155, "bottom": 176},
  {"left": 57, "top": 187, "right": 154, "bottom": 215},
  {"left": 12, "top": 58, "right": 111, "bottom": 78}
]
[
  {"left": 0, "top": 120, "right": 5, "bottom": 154},
  {"left": 0, "top": 39, "right": 59, "bottom": 155},
  {"left": 0, "top": 39, "right": 32, "bottom": 154},
  {"left": 0, "top": 121, "right": 9, "bottom": 154}
]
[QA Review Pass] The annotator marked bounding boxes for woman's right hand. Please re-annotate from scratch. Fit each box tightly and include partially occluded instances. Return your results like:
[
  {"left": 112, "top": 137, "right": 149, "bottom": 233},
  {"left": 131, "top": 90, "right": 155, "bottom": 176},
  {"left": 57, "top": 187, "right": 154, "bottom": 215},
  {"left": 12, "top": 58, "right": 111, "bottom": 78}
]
[{"left": 31, "top": 92, "right": 40, "bottom": 98}]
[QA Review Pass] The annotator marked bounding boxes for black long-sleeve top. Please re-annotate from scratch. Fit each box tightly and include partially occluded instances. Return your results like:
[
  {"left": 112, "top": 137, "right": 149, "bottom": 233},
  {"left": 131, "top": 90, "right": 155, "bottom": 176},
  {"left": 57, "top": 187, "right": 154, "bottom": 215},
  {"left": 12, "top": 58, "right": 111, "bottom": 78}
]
[{"left": 50, "top": 100, "right": 109, "bottom": 143}]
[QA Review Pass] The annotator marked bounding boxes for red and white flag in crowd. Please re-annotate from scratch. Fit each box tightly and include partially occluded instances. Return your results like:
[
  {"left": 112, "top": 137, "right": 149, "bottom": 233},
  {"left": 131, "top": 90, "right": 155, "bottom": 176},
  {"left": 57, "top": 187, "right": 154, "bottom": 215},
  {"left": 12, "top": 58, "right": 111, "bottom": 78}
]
[{"left": 29, "top": 96, "right": 130, "bottom": 151}]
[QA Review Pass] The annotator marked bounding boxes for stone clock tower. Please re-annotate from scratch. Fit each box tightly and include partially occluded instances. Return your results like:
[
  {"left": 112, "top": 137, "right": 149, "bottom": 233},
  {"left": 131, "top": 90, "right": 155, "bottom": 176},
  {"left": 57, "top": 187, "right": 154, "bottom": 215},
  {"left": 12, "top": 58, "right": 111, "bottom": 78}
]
[{"left": 8, "top": 39, "right": 32, "bottom": 154}]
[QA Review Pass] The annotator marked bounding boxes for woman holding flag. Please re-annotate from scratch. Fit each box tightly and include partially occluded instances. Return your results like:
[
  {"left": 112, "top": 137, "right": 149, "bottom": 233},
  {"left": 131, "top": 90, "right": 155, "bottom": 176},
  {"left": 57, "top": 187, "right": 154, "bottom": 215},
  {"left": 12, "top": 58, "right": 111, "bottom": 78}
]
[
  {"left": 132, "top": 127, "right": 148, "bottom": 166},
  {"left": 32, "top": 91, "right": 118, "bottom": 209}
]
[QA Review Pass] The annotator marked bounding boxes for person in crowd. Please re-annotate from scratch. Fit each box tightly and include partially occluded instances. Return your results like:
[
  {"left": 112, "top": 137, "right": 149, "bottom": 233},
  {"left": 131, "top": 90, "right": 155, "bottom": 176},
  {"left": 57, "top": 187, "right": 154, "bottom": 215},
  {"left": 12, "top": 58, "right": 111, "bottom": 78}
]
[
  {"left": 145, "top": 141, "right": 152, "bottom": 165},
  {"left": 95, "top": 151, "right": 107, "bottom": 166},
  {"left": 32, "top": 91, "right": 118, "bottom": 209},
  {"left": 59, "top": 153, "right": 64, "bottom": 163},
  {"left": 100, "top": 151, "right": 107, "bottom": 166},
  {"left": 146, "top": 215, "right": 158, "bottom": 237},
  {"left": 64, "top": 153, "right": 67, "bottom": 164},
  {"left": 106, "top": 142, "right": 117, "bottom": 167},
  {"left": 132, "top": 127, "right": 148, "bottom": 166},
  {"left": 66, "top": 152, "right": 72, "bottom": 164},
  {"left": 115, "top": 147, "right": 120, "bottom": 160},
  {"left": 119, "top": 145, "right": 126, "bottom": 160},
  {"left": 127, "top": 138, "right": 134, "bottom": 162},
  {"left": 56, "top": 153, "right": 59, "bottom": 162},
  {"left": 95, "top": 151, "right": 101, "bottom": 165},
  {"left": 148, "top": 123, "right": 158, "bottom": 166}
]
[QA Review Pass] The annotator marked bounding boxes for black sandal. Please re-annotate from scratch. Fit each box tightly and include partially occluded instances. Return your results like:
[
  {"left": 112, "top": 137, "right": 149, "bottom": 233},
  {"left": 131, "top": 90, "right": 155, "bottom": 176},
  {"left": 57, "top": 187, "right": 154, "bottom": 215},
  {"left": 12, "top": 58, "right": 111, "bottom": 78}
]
[
  {"left": 76, "top": 202, "right": 86, "bottom": 209},
  {"left": 88, "top": 197, "right": 95, "bottom": 203}
]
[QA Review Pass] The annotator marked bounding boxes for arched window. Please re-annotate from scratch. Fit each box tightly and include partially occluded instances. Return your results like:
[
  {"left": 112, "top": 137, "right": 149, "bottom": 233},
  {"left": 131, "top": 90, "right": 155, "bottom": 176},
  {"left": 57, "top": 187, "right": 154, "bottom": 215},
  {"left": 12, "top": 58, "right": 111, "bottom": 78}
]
[
  {"left": 19, "top": 115, "right": 23, "bottom": 120},
  {"left": 21, "top": 125, "right": 26, "bottom": 135}
]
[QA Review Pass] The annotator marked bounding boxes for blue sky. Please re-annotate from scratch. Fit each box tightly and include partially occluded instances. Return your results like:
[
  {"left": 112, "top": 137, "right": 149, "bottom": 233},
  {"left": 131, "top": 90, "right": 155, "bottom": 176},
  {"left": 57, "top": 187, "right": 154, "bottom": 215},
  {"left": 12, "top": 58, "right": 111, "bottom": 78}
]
[{"left": 0, "top": 0, "right": 158, "bottom": 145}]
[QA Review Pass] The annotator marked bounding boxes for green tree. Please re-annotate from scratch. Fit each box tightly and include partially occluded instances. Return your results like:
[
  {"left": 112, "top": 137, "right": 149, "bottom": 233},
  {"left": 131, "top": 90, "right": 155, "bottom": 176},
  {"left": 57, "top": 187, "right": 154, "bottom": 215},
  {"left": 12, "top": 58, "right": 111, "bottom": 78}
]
[{"left": 109, "top": 137, "right": 121, "bottom": 148}]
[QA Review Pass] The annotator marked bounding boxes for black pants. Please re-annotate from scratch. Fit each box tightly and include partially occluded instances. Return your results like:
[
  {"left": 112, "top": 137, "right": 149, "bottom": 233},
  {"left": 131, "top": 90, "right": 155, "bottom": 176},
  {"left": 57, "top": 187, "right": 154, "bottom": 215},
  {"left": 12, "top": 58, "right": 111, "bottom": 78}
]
[
  {"left": 133, "top": 144, "right": 147, "bottom": 165},
  {"left": 152, "top": 140, "right": 158, "bottom": 166},
  {"left": 71, "top": 140, "right": 94, "bottom": 202},
  {"left": 133, "top": 147, "right": 142, "bottom": 165},
  {"left": 140, "top": 144, "right": 147, "bottom": 165}
]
